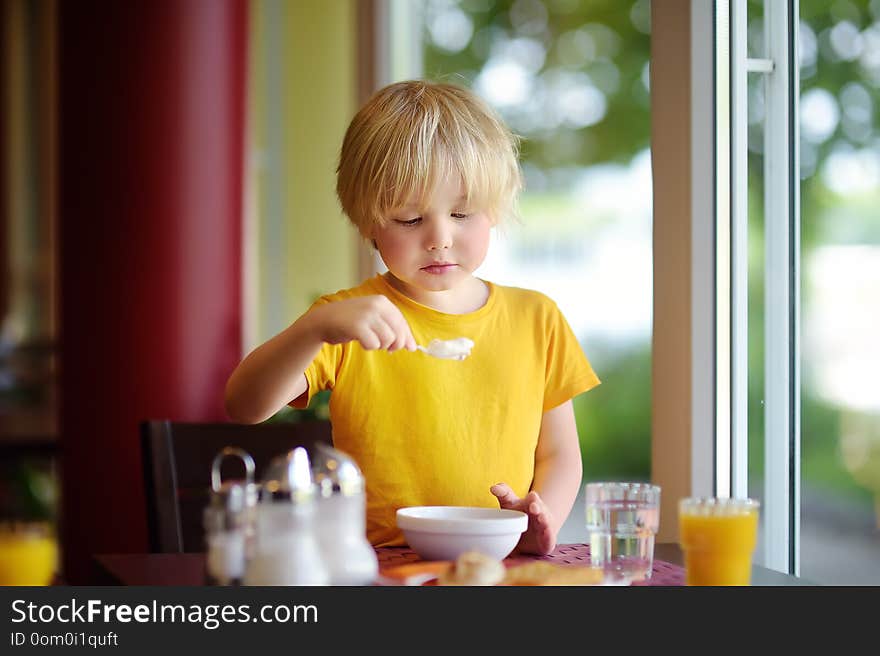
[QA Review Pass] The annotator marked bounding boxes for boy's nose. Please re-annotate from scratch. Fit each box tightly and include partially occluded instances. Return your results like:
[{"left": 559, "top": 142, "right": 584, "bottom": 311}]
[{"left": 425, "top": 219, "right": 453, "bottom": 250}]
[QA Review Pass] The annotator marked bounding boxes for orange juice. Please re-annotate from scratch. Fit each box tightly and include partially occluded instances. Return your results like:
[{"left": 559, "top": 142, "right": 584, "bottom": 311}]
[
  {"left": 0, "top": 524, "right": 58, "bottom": 586},
  {"left": 679, "top": 498, "right": 759, "bottom": 586}
]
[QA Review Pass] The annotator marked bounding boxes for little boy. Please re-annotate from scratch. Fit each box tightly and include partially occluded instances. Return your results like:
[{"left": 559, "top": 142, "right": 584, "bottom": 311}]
[{"left": 225, "top": 80, "right": 600, "bottom": 554}]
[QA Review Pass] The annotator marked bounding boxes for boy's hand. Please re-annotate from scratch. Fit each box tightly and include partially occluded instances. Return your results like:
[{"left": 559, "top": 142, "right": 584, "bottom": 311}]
[
  {"left": 490, "top": 482, "right": 557, "bottom": 556},
  {"left": 309, "top": 295, "right": 417, "bottom": 353}
]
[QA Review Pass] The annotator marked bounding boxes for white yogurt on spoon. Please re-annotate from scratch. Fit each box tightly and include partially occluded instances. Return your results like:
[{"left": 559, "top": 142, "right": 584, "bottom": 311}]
[{"left": 417, "top": 337, "right": 475, "bottom": 361}]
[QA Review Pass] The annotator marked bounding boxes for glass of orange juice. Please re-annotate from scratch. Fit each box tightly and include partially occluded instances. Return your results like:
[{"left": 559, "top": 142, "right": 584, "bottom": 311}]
[
  {"left": 678, "top": 497, "right": 760, "bottom": 586},
  {"left": 0, "top": 521, "right": 59, "bottom": 586}
]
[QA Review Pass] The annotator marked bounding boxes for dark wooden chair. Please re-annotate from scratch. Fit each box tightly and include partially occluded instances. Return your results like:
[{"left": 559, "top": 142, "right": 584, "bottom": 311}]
[{"left": 140, "top": 419, "right": 332, "bottom": 553}]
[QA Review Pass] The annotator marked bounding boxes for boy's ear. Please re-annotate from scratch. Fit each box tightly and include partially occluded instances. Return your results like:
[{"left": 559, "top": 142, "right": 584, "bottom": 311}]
[
  {"left": 362, "top": 226, "right": 377, "bottom": 249},
  {"left": 360, "top": 225, "right": 378, "bottom": 250}
]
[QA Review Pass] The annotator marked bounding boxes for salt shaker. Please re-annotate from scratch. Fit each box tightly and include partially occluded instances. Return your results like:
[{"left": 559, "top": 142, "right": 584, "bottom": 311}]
[
  {"left": 203, "top": 447, "right": 258, "bottom": 586},
  {"left": 243, "top": 446, "right": 329, "bottom": 586},
  {"left": 311, "top": 443, "right": 378, "bottom": 585}
]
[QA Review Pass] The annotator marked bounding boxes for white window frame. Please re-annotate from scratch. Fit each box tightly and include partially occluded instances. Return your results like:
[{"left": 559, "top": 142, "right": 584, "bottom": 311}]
[
  {"left": 759, "top": 0, "right": 800, "bottom": 576},
  {"left": 695, "top": 0, "right": 800, "bottom": 575}
]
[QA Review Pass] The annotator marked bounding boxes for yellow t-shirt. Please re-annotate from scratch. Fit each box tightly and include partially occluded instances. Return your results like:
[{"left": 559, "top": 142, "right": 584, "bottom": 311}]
[{"left": 294, "top": 274, "right": 600, "bottom": 546}]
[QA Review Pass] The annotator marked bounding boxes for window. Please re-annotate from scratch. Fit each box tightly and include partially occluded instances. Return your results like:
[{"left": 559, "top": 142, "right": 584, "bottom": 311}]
[{"left": 717, "top": 0, "right": 879, "bottom": 582}]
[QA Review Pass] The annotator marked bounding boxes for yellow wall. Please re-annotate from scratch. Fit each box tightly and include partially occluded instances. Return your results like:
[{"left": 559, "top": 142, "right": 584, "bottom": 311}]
[
  {"left": 248, "top": 0, "right": 358, "bottom": 346},
  {"left": 286, "top": 0, "right": 357, "bottom": 315}
]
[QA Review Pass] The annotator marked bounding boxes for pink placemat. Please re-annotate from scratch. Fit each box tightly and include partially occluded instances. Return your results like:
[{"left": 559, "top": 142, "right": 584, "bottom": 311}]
[{"left": 376, "top": 543, "right": 685, "bottom": 586}]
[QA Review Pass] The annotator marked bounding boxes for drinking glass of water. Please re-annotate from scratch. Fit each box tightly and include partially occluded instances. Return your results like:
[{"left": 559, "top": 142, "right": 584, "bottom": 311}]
[{"left": 585, "top": 482, "right": 661, "bottom": 581}]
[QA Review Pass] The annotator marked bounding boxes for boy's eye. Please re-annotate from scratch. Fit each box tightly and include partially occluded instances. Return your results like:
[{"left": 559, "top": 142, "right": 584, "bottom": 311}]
[
  {"left": 395, "top": 217, "right": 421, "bottom": 226},
  {"left": 451, "top": 212, "right": 470, "bottom": 220}
]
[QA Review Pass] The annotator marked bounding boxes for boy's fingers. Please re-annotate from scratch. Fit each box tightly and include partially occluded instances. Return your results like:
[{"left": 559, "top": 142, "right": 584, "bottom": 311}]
[
  {"left": 386, "top": 330, "right": 407, "bottom": 352},
  {"left": 532, "top": 510, "right": 548, "bottom": 528},
  {"left": 395, "top": 326, "right": 416, "bottom": 352},
  {"left": 382, "top": 308, "right": 416, "bottom": 352},
  {"left": 356, "top": 330, "right": 381, "bottom": 350},
  {"left": 490, "top": 482, "right": 519, "bottom": 507},
  {"left": 405, "top": 328, "right": 418, "bottom": 352},
  {"left": 370, "top": 318, "right": 397, "bottom": 350},
  {"left": 400, "top": 325, "right": 418, "bottom": 352},
  {"left": 524, "top": 492, "right": 541, "bottom": 513}
]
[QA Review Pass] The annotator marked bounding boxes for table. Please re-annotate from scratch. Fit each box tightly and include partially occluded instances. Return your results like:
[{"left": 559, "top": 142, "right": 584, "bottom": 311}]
[{"left": 92, "top": 543, "right": 811, "bottom": 586}]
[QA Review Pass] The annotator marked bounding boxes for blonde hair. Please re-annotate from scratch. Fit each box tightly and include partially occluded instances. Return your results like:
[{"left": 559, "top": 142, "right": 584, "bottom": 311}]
[{"left": 336, "top": 80, "right": 522, "bottom": 237}]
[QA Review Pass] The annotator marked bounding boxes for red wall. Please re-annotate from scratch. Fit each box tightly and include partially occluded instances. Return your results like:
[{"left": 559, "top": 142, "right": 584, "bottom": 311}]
[
  {"left": 0, "top": 5, "right": 8, "bottom": 322},
  {"left": 57, "top": 0, "right": 246, "bottom": 583}
]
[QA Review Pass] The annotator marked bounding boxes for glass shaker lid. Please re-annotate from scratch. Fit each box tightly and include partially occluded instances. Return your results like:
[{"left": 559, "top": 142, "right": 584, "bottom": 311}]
[
  {"left": 260, "top": 446, "right": 315, "bottom": 503},
  {"left": 311, "top": 442, "right": 364, "bottom": 497},
  {"left": 210, "top": 446, "right": 258, "bottom": 513}
]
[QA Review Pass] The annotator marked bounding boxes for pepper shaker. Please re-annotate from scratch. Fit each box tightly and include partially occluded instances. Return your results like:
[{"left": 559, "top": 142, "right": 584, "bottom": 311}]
[{"left": 204, "top": 447, "right": 258, "bottom": 586}]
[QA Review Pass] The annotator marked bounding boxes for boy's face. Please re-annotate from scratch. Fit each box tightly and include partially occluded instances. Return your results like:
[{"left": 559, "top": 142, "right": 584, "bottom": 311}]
[{"left": 371, "top": 173, "right": 491, "bottom": 302}]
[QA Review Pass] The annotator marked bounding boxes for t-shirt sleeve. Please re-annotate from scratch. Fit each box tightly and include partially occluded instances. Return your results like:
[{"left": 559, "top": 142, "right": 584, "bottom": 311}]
[
  {"left": 543, "top": 301, "right": 600, "bottom": 411},
  {"left": 289, "top": 341, "right": 343, "bottom": 409},
  {"left": 289, "top": 296, "right": 344, "bottom": 409}
]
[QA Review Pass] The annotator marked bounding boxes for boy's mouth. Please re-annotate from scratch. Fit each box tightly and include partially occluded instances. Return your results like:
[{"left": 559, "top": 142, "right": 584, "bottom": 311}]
[{"left": 421, "top": 262, "right": 457, "bottom": 275}]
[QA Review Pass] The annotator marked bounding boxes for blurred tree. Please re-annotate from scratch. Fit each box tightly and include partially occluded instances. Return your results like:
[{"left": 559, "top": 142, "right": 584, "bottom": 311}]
[
  {"left": 575, "top": 342, "right": 651, "bottom": 480},
  {"left": 423, "top": 0, "right": 650, "bottom": 171},
  {"left": 747, "top": 0, "right": 880, "bottom": 506}
]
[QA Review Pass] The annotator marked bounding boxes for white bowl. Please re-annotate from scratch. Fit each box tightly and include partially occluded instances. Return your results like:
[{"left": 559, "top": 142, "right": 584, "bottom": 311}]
[{"left": 396, "top": 506, "right": 528, "bottom": 561}]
